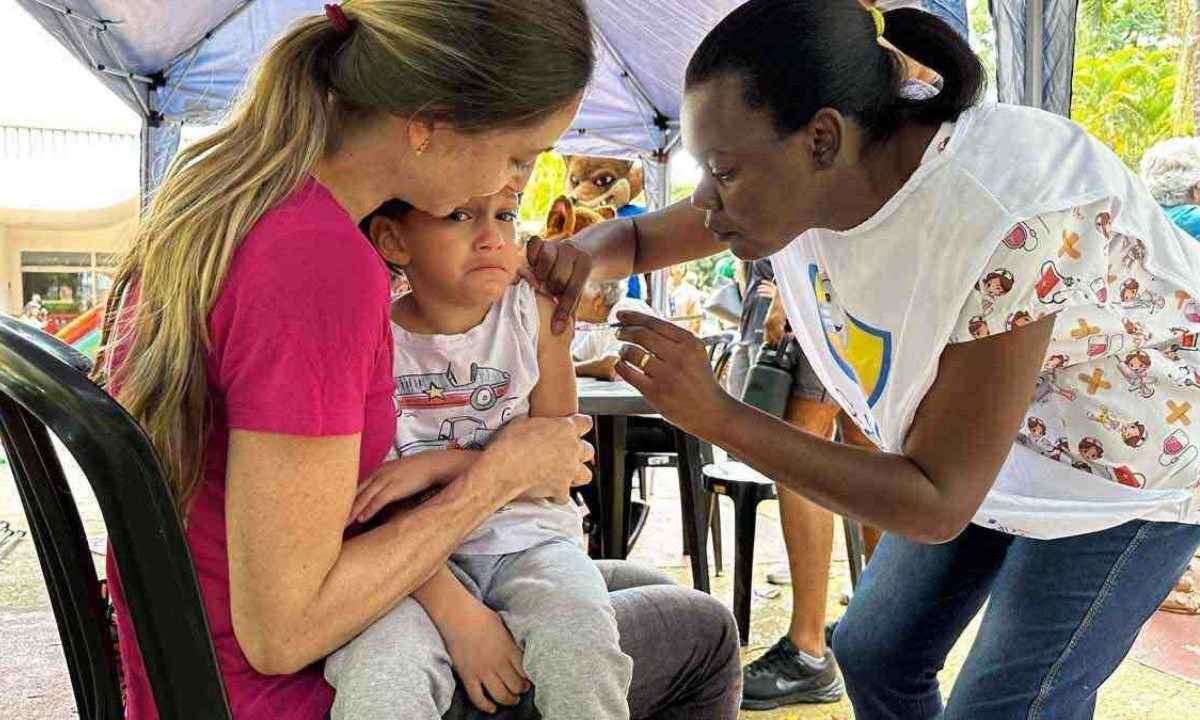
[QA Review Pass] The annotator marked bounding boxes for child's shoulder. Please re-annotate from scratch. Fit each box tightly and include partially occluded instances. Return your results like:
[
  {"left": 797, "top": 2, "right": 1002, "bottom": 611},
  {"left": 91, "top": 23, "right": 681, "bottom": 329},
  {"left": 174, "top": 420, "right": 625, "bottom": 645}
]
[
  {"left": 532, "top": 286, "right": 557, "bottom": 322},
  {"left": 495, "top": 280, "right": 551, "bottom": 339},
  {"left": 526, "top": 284, "right": 572, "bottom": 348}
]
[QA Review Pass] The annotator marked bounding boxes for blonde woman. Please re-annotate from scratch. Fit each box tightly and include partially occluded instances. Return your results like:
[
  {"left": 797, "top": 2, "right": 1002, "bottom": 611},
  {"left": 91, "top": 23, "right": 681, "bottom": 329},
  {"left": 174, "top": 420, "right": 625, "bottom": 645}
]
[{"left": 99, "top": 3, "right": 739, "bottom": 719}]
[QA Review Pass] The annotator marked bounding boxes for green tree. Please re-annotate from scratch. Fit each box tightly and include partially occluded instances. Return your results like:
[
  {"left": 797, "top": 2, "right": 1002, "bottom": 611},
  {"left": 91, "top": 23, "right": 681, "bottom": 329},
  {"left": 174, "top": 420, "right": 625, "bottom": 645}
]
[
  {"left": 968, "top": 0, "right": 1189, "bottom": 166},
  {"left": 1168, "top": 0, "right": 1200, "bottom": 134},
  {"left": 1071, "top": 0, "right": 1189, "bottom": 166},
  {"left": 968, "top": 0, "right": 998, "bottom": 92},
  {"left": 518, "top": 151, "right": 567, "bottom": 228},
  {"left": 1078, "top": 0, "right": 1170, "bottom": 51},
  {"left": 1073, "top": 46, "right": 1180, "bottom": 163},
  {"left": 671, "top": 181, "right": 696, "bottom": 204}
]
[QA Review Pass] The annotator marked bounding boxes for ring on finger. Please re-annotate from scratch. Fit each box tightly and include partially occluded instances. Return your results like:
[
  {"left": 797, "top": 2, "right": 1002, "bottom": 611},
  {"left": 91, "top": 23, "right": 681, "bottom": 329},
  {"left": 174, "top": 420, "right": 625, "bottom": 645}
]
[{"left": 637, "top": 350, "right": 653, "bottom": 370}]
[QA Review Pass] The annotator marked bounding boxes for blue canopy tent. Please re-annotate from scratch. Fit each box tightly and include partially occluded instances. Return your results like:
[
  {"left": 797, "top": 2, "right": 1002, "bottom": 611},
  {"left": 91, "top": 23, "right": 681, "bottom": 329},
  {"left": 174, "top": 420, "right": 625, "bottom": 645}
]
[
  {"left": 13, "top": 0, "right": 743, "bottom": 211},
  {"left": 14, "top": 0, "right": 1080, "bottom": 195},
  {"left": 15, "top": 0, "right": 1079, "bottom": 273},
  {"left": 16, "top": 0, "right": 770, "bottom": 307}
]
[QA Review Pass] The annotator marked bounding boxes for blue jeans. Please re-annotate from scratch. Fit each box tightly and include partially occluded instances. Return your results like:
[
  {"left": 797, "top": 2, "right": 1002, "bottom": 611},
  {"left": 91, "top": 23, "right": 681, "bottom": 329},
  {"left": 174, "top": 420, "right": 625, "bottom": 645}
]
[{"left": 832, "top": 520, "right": 1200, "bottom": 719}]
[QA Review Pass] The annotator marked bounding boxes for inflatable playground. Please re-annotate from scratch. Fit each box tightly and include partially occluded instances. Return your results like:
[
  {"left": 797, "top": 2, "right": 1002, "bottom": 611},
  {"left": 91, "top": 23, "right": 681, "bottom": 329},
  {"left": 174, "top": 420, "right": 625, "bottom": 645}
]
[{"left": 54, "top": 305, "right": 102, "bottom": 358}]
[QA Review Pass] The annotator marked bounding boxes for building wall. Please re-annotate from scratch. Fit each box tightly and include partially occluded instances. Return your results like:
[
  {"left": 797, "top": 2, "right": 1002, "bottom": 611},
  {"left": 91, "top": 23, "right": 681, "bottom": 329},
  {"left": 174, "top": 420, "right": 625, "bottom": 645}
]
[
  {"left": 0, "top": 221, "right": 8, "bottom": 308},
  {"left": 0, "top": 198, "right": 136, "bottom": 315}
]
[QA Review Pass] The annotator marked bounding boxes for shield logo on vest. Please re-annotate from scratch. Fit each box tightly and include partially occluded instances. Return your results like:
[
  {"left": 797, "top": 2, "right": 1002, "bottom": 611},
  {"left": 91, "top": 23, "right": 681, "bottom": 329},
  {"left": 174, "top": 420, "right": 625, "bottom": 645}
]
[{"left": 808, "top": 264, "right": 893, "bottom": 407}]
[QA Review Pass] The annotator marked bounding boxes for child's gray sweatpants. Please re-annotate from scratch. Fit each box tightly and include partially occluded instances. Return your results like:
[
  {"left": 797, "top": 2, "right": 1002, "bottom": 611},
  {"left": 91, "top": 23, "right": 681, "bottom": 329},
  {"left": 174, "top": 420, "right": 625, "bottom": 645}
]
[{"left": 324, "top": 537, "right": 633, "bottom": 720}]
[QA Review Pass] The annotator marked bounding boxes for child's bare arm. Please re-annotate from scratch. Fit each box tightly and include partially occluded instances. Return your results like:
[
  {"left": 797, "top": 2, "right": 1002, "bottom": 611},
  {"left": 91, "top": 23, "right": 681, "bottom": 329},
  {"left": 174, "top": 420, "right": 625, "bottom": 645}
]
[
  {"left": 530, "top": 292, "right": 579, "bottom": 418},
  {"left": 413, "top": 566, "right": 529, "bottom": 712},
  {"left": 574, "top": 355, "right": 620, "bottom": 381}
]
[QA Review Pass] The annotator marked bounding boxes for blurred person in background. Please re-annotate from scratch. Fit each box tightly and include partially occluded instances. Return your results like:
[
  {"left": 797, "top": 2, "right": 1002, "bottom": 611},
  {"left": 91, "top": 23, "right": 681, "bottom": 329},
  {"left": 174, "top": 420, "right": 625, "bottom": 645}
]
[{"left": 1141, "top": 137, "right": 1200, "bottom": 240}]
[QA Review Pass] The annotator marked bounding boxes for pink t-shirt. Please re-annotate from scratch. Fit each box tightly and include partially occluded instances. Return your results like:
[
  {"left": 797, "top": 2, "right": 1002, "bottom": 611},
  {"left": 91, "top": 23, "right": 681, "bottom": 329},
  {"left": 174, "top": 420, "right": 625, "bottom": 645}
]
[{"left": 107, "top": 178, "right": 395, "bottom": 719}]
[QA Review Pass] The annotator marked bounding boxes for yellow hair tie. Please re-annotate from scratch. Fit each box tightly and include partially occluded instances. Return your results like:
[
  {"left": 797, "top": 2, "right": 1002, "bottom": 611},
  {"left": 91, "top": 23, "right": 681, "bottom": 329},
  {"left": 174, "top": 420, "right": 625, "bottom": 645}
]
[{"left": 870, "top": 7, "right": 885, "bottom": 38}]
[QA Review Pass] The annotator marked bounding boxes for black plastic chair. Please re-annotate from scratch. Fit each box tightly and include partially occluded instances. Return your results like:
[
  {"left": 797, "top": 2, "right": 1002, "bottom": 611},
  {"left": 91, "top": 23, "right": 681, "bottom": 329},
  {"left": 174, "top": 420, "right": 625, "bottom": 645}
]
[
  {"left": 627, "top": 332, "right": 736, "bottom": 498},
  {"left": 0, "top": 314, "right": 231, "bottom": 719},
  {"left": 702, "top": 461, "right": 775, "bottom": 646},
  {"left": 843, "top": 517, "right": 867, "bottom": 589},
  {"left": 3, "top": 318, "right": 94, "bottom": 374},
  {"left": 702, "top": 418, "right": 870, "bottom": 646},
  {"left": 0, "top": 315, "right": 550, "bottom": 720}
]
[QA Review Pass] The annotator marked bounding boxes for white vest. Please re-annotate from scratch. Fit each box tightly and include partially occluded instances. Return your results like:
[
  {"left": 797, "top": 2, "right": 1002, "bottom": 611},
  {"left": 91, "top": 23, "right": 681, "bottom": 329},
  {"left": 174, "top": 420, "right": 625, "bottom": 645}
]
[{"left": 772, "top": 103, "right": 1200, "bottom": 535}]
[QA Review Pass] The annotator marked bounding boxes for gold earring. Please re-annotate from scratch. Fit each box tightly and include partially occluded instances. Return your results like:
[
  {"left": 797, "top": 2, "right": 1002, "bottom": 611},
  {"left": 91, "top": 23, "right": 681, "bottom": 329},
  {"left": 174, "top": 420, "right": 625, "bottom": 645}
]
[{"left": 415, "top": 137, "right": 430, "bottom": 157}]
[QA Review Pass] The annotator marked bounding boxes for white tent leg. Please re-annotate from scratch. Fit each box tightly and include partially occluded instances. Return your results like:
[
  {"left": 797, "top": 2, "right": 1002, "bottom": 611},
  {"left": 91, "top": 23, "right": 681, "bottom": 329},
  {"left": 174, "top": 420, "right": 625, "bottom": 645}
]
[
  {"left": 643, "top": 157, "right": 672, "bottom": 316},
  {"left": 139, "top": 88, "right": 181, "bottom": 211},
  {"left": 1024, "top": 0, "right": 1045, "bottom": 109}
]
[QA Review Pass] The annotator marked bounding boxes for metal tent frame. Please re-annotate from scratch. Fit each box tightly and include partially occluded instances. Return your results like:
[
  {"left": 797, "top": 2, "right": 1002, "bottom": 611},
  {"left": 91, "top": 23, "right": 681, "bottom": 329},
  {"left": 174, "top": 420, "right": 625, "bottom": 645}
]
[
  {"left": 16, "top": 0, "right": 1078, "bottom": 200},
  {"left": 14, "top": 0, "right": 714, "bottom": 209},
  {"left": 16, "top": 0, "right": 1079, "bottom": 309}
]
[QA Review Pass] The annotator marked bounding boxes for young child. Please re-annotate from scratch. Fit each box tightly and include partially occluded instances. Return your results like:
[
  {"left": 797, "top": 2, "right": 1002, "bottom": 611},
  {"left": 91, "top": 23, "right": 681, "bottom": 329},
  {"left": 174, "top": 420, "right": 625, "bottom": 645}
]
[{"left": 323, "top": 191, "right": 632, "bottom": 720}]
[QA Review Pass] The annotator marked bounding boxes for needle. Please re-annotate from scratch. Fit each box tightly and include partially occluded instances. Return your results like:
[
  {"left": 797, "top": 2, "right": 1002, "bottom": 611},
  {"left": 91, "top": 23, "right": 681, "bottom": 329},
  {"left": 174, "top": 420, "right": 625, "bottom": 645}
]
[{"left": 576, "top": 315, "right": 705, "bottom": 331}]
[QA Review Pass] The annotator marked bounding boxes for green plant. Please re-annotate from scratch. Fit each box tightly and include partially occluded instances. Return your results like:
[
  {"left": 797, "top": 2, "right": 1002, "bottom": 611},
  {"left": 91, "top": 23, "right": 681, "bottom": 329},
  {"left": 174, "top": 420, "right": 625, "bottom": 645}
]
[
  {"left": 1073, "top": 46, "right": 1181, "bottom": 165},
  {"left": 519, "top": 151, "right": 568, "bottom": 227},
  {"left": 671, "top": 181, "right": 696, "bottom": 204},
  {"left": 42, "top": 299, "right": 80, "bottom": 314},
  {"left": 1079, "top": 0, "right": 1170, "bottom": 52},
  {"left": 968, "top": 0, "right": 998, "bottom": 94}
]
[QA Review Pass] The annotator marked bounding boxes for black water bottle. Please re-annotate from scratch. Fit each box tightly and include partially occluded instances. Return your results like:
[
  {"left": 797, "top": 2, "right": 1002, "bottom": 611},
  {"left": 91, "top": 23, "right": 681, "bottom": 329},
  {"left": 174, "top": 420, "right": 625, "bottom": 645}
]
[{"left": 740, "top": 336, "right": 799, "bottom": 418}]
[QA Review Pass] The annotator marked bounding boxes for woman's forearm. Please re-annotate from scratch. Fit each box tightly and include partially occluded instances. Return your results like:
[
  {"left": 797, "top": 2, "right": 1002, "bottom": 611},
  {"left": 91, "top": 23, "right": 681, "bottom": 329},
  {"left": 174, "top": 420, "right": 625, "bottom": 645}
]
[
  {"left": 232, "top": 415, "right": 590, "bottom": 676},
  {"left": 705, "top": 398, "right": 963, "bottom": 543},
  {"left": 574, "top": 356, "right": 619, "bottom": 379},
  {"left": 245, "top": 463, "right": 502, "bottom": 674},
  {"left": 570, "top": 200, "right": 724, "bottom": 280}
]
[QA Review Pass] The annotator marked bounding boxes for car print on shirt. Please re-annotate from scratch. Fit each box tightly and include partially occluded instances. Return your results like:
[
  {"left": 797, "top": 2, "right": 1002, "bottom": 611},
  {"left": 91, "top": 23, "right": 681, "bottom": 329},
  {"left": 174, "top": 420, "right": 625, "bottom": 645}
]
[
  {"left": 395, "top": 363, "right": 510, "bottom": 412},
  {"left": 399, "top": 416, "right": 497, "bottom": 454}
]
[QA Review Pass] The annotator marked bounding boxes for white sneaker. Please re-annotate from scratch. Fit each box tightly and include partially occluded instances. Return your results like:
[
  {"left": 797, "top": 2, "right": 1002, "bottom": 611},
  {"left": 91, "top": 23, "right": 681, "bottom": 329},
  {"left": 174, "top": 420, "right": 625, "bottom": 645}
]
[{"left": 766, "top": 564, "right": 792, "bottom": 585}]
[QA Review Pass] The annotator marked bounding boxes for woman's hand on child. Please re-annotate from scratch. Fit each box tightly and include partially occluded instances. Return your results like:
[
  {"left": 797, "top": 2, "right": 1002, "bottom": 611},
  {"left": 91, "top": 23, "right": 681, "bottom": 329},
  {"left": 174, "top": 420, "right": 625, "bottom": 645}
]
[
  {"left": 350, "top": 450, "right": 478, "bottom": 525},
  {"left": 441, "top": 598, "right": 530, "bottom": 713},
  {"left": 524, "top": 235, "right": 595, "bottom": 334},
  {"left": 483, "top": 415, "right": 594, "bottom": 504}
]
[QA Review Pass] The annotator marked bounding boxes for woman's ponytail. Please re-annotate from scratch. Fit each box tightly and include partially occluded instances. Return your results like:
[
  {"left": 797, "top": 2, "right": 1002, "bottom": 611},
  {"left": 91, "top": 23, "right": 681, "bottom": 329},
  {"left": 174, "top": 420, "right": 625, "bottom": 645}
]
[
  {"left": 686, "top": 0, "right": 986, "bottom": 144},
  {"left": 882, "top": 8, "right": 985, "bottom": 124}
]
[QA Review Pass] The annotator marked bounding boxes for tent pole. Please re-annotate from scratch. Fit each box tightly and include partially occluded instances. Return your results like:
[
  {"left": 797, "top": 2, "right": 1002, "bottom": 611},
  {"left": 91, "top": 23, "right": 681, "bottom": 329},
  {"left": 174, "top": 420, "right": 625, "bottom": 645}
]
[
  {"left": 646, "top": 153, "right": 672, "bottom": 316},
  {"left": 1024, "top": 0, "right": 1045, "bottom": 109},
  {"left": 594, "top": 31, "right": 661, "bottom": 121},
  {"left": 158, "top": 0, "right": 259, "bottom": 114},
  {"left": 29, "top": 0, "right": 107, "bottom": 29},
  {"left": 35, "top": 0, "right": 155, "bottom": 104},
  {"left": 167, "top": 1, "right": 258, "bottom": 71},
  {"left": 60, "top": 9, "right": 102, "bottom": 68},
  {"left": 160, "top": 44, "right": 206, "bottom": 111},
  {"left": 139, "top": 87, "right": 181, "bottom": 212},
  {"left": 663, "top": 131, "right": 684, "bottom": 157},
  {"left": 140, "top": 117, "right": 154, "bottom": 213},
  {"left": 655, "top": 154, "right": 671, "bottom": 211},
  {"left": 594, "top": 30, "right": 669, "bottom": 150},
  {"left": 96, "top": 30, "right": 152, "bottom": 117}
]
